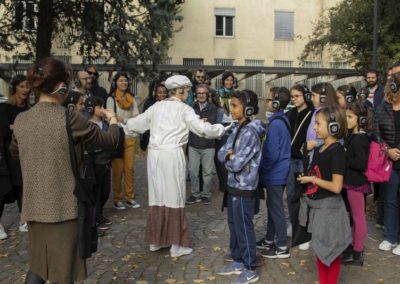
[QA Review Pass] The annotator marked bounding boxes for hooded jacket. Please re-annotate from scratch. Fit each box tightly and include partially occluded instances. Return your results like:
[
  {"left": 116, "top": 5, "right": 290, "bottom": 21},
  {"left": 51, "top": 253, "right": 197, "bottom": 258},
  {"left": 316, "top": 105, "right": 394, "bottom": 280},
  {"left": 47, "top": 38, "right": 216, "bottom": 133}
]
[
  {"left": 259, "top": 111, "right": 291, "bottom": 186},
  {"left": 218, "top": 119, "right": 266, "bottom": 191}
]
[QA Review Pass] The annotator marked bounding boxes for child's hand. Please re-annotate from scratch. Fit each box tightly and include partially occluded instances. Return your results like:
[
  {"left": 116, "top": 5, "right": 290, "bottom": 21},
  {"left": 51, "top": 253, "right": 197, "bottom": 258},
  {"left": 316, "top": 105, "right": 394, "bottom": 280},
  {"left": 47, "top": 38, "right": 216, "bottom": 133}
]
[
  {"left": 297, "top": 174, "right": 312, "bottom": 184},
  {"left": 227, "top": 149, "right": 234, "bottom": 160},
  {"left": 102, "top": 109, "right": 116, "bottom": 120}
]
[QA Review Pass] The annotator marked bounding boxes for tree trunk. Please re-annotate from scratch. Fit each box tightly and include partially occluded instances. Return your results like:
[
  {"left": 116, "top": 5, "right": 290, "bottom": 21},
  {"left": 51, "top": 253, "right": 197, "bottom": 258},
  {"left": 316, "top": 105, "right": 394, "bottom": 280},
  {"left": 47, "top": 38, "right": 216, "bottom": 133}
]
[{"left": 35, "top": 0, "right": 54, "bottom": 62}]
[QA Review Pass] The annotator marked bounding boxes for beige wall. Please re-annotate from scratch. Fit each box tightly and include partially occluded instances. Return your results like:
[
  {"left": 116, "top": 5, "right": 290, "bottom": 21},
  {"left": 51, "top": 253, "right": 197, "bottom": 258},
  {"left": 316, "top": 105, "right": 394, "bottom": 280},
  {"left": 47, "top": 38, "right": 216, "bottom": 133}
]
[{"left": 168, "top": 0, "right": 342, "bottom": 67}]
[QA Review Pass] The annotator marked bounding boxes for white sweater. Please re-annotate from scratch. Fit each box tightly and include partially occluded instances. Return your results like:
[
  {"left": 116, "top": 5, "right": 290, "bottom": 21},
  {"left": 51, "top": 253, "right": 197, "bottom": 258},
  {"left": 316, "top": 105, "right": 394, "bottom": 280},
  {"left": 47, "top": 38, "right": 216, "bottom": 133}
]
[{"left": 106, "top": 95, "right": 139, "bottom": 138}]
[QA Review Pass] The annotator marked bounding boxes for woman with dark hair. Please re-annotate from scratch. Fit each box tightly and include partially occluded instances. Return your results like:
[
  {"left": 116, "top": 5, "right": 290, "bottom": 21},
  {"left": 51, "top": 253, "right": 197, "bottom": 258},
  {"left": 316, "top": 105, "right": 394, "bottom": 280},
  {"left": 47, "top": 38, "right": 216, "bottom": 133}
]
[
  {"left": 10, "top": 57, "right": 119, "bottom": 284},
  {"left": 106, "top": 72, "right": 140, "bottom": 210},
  {"left": 0, "top": 74, "right": 30, "bottom": 239},
  {"left": 336, "top": 85, "right": 357, "bottom": 108}
]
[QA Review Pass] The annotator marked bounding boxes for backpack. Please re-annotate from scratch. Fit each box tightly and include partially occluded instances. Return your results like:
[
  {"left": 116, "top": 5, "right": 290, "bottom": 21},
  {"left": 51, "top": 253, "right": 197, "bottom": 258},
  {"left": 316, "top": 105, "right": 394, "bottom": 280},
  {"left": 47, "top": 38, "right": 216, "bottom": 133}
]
[{"left": 365, "top": 141, "right": 392, "bottom": 183}]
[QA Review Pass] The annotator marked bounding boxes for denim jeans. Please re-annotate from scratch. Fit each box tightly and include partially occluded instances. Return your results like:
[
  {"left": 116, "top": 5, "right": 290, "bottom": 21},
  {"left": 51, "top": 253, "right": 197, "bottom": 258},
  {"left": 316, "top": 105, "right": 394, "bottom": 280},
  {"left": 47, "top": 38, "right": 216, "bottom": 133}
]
[
  {"left": 265, "top": 185, "right": 287, "bottom": 247},
  {"left": 188, "top": 146, "right": 215, "bottom": 198},
  {"left": 227, "top": 194, "right": 257, "bottom": 270},
  {"left": 286, "top": 159, "right": 304, "bottom": 223},
  {"left": 383, "top": 170, "right": 400, "bottom": 244}
]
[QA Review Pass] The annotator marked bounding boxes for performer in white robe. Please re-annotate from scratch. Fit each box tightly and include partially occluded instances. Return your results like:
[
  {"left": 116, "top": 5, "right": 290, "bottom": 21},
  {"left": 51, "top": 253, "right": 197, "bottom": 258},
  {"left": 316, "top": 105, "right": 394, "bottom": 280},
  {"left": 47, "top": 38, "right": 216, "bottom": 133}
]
[{"left": 125, "top": 75, "right": 225, "bottom": 257}]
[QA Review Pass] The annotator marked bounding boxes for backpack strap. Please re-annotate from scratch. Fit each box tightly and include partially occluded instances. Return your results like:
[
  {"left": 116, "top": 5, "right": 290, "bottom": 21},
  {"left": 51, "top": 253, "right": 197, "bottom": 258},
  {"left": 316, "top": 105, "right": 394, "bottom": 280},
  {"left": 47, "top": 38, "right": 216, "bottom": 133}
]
[{"left": 270, "top": 115, "right": 291, "bottom": 133}]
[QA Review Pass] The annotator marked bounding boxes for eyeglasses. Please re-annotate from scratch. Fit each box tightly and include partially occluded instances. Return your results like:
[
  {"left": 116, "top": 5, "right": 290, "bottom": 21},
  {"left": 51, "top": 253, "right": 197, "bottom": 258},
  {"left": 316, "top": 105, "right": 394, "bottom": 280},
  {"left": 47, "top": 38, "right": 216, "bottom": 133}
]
[
  {"left": 196, "top": 76, "right": 205, "bottom": 79},
  {"left": 196, "top": 92, "right": 208, "bottom": 95},
  {"left": 87, "top": 71, "right": 99, "bottom": 76}
]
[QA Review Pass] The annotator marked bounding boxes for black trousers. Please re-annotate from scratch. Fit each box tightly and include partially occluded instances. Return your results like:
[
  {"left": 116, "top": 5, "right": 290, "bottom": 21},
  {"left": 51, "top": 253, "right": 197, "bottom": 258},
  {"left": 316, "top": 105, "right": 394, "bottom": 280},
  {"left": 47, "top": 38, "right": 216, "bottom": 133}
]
[
  {"left": 0, "top": 185, "right": 22, "bottom": 219},
  {"left": 93, "top": 165, "right": 111, "bottom": 221}
]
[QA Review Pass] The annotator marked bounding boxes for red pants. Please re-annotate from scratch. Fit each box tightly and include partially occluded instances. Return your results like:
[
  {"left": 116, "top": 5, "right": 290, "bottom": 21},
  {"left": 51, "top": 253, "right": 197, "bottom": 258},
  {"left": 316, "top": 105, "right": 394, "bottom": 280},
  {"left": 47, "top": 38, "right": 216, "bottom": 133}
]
[{"left": 316, "top": 256, "right": 341, "bottom": 284}]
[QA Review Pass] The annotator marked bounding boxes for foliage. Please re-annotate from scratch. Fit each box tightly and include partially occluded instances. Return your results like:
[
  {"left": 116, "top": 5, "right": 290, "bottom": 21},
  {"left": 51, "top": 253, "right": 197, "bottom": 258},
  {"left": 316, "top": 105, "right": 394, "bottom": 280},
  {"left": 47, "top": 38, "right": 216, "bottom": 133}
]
[
  {"left": 0, "top": 0, "right": 184, "bottom": 79},
  {"left": 300, "top": 0, "right": 400, "bottom": 75}
]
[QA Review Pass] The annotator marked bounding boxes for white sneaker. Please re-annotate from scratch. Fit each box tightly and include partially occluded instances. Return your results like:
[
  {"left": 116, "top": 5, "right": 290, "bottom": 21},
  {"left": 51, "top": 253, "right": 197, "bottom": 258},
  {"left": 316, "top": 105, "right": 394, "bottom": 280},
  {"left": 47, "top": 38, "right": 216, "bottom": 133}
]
[
  {"left": 170, "top": 245, "right": 193, "bottom": 257},
  {"left": 0, "top": 224, "right": 7, "bottom": 240},
  {"left": 19, "top": 222, "right": 28, "bottom": 232},
  {"left": 287, "top": 224, "right": 292, "bottom": 237},
  {"left": 379, "top": 240, "right": 397, "bottom": 251},
  {"left": 149, "top": 244, "right": 170, "bottom": 252},
  {"left": 392, "top": 244, "right": 400, "bottom": 255},
  {"left": 299, "top": 241, "right": 310, "bottom": 250}
]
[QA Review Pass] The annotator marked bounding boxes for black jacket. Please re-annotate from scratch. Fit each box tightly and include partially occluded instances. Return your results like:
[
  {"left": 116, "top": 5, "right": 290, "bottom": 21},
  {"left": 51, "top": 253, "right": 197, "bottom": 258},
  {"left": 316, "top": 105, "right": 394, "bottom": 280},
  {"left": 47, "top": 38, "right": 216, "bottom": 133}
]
[
  {"left": 344, "top": 133, "right": 370, "bottom": 186},
  {"left": 372, "top": 84, "right": 385, "bottom": 109},
  {"left": 286, "top": 106, "right": 313, "bottom": 159},
  {"left": 188, "top": 102, "right": 218, "bottom": 149}
]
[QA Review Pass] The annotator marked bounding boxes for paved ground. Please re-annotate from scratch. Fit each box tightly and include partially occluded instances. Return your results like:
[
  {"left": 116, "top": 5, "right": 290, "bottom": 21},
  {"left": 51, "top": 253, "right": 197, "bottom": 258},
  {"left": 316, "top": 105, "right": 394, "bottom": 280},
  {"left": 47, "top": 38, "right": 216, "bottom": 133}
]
[{"left": 1, "top": 155, "right": 400, "bottom": 283}]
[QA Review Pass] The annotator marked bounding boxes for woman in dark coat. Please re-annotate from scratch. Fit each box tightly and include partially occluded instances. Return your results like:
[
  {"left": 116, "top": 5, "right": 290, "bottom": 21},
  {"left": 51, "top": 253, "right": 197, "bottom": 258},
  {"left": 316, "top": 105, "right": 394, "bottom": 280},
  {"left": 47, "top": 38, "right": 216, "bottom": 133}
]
[{"left": 0, "top": 75, "right": 30, "bottom": 239}]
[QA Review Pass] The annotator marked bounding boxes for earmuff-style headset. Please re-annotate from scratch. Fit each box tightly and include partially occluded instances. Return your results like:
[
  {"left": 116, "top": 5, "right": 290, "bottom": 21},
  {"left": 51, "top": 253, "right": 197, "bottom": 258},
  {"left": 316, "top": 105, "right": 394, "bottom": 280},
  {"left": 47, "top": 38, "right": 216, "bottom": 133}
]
[
  {"left": 358, "top": 104, "right": 368, "bottom": 129},
  {"left": 74, "top": 71, "right": 81, "bottom": 88},
  {"left": 299, "top": 84, "right": 311, "bottom": 102},
  {"left": 8, "top": 81, "right": 14, "bottom": 95},
  {"left": 319, "top": 84, "right": 327, "bottom": 104},
  {"left": 85, "top": 98, "right": 95, "bottom": 116},
  {"left": 327, "top": 106, "right": 340, "bottom": 136},
  {"left": 345, "top": 88, "right": 355, "bottom": 104},
  {"left": 357, "top": 89, "right": 367, "bottom": 100},
  {"left": 272, "top": 88, "right": 281, "bottom": 110},
  {"left": 111, "top": 72, "right": 130, "bottom": 90},
  {"left": 390, "top": 74, "right": 400, "bottom": 94},
  {"left": 243, "top": 90, "right": 255, "bottom": 117},
  {"left": 66, "top": 94, "right": 76, "bottom": 112},
  {"left": 50, "top": 82, "right": 68, "bottom": 96}
]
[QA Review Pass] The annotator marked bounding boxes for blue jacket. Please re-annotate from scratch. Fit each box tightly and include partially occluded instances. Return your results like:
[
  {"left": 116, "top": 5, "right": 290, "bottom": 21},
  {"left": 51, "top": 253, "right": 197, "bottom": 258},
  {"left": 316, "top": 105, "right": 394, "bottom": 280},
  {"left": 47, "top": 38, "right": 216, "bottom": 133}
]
[
  {"left": 218, "top": 120, "right": 266, "bottom": 191},
  {"left": 259, "top": 111, "right": 291, "bottom": 186}
]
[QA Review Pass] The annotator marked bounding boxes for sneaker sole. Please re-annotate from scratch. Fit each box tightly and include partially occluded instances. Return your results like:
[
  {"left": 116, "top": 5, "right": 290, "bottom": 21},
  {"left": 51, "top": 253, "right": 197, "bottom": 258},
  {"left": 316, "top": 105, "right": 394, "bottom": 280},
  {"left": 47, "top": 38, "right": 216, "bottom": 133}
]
[
  {"left": 170, "top": 251, "right": 192, "bottom": 258},
  {"left": 217, "top": 270, "right": 243, "bottom": 276},
  {"left": 126, "top": 204, "right": 141, "bottom": 208},
  {"left": 149, "top": 245, "right": 170, "bottom": 252},
  {"left": 246, "top": 275, "right": 260, "bottom": 283},
  {"left": 113, "top": 206, "right": 126, "bottom": 210}
]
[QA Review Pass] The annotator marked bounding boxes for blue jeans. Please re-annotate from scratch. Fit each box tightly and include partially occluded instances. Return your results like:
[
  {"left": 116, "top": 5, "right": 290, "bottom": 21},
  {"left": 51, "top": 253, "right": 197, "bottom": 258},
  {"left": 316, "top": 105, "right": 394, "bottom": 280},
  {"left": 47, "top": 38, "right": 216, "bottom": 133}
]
[
  {"left": 188, "top": 147, "right": 215, "bottom": 198},
  {"left": 383, "top": 170, "right": 400, "bottom": 243},
  {"left": 227, "top": 194, "right": 257, "bottom": 270},
  {"left": 286, "top": 159, "right": 304, "bottom": 223},
  {"left": 265, "top": 185, "right": 287, "bottom": 247}
]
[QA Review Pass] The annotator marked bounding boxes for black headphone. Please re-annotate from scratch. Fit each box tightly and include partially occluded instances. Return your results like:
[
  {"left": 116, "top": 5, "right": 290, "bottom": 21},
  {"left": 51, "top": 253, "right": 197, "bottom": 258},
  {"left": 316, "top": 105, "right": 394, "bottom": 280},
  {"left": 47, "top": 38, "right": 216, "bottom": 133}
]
[
  {"left": 390, "top": 74, "right": 399, "bottom": 94},
  {"left": 74, "top": 71, "right": 82, "bottom": 88},
  {"left": 319, "top": 84, "right": 327, "bottom": 104},
  {"left": 66, "top": 94, "right": 76, "bottom": 112},
  {"left": 272, "top": 89, "right": 281, "bottom": 110},
  {"left": 243, "top": 90, "right": 255, "bottom": 117},
  {"left": 50, "top": 82, "right": 68, "bottom": 96},
  {"left": 299, "top": 84, "right": 311, "bottom": 102},
  {"left": 358, "top": 104, "right": 368, "bottom": 128},
  {"left": 357, "top": 89, "right": 367, "bottom": 100},
  {"left": 111, "top": 72, "right": 130, "bottom": 90},
  {"left": 345, "top": 88, "right": 355, "bottom": 104},
  {"left": 85, "top": 98, "right": 95, "bottom": 116},
  {"left": 327, "top": 106, "right": 340, "bottom": 136}
]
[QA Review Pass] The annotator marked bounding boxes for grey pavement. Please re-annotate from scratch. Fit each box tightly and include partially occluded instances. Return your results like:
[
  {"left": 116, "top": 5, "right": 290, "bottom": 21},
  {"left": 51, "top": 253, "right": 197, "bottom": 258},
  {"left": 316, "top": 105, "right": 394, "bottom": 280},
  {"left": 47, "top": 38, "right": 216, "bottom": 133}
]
[{"left": 1, "top": 155, "right": 400, "bottom": 283}]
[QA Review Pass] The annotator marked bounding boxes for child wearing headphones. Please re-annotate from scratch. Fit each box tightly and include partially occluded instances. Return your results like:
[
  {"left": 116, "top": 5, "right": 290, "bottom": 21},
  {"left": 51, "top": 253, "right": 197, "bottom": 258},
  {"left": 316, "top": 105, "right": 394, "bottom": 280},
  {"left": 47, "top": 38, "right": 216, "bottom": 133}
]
[
  {"left": 257, "top": 87, "right": 291, "bottom": 259},
  {"left": 84, "top": 96, "right": 114, "bottom": 235},
  {"left": 297, "top": 105, "right": 352, "bottom": 284},
  {"left": 217, "top": 90, "right": 266, "bottom": 284},
  {"left": 336, "top": 85, "right": 357, "bottom": 108},
  {"left": 341, "top": 101, "right": 372, "bottom": 266}
]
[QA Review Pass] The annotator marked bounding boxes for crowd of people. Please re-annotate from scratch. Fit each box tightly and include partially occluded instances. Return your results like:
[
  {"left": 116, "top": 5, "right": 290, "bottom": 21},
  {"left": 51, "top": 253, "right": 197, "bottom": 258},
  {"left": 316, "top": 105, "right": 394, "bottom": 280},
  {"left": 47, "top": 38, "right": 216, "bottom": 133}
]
[{"left": 1, "top": 57, "right": 400, "bottom": 284}]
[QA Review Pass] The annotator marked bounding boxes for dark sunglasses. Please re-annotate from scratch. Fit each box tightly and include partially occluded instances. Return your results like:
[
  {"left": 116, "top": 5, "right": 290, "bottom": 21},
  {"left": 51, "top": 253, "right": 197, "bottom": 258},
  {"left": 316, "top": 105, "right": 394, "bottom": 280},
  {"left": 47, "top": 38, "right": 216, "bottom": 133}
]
[{"left": 87, "top": 71, "right": 99, "bottom": 76}]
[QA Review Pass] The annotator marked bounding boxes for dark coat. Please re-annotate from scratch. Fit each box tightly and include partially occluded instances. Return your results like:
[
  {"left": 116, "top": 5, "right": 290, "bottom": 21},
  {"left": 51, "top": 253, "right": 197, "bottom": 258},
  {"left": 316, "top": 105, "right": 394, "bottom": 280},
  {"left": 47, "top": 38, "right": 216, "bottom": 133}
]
[{"left": 188, "top": 102, "right": 218, "bottom": 149}]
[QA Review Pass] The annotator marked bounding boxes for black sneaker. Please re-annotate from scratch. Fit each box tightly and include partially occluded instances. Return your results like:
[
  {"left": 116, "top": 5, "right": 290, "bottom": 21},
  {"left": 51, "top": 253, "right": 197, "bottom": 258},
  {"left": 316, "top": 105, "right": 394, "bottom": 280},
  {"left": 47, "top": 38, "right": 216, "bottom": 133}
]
[
  {"left": 343, "top": 251, "right": 364, "bottom": 266},
  {"left": 201, "top": 197, "right": 211, "bottom": 205},
  {"left": 263, "top": 246, "right": 290, "bottom": 259},
  {"left": 260, "top": 243, "right": 275, "bottom": 258},
  {"left": 186, "top": 195, "right": 201, "bottom": 205},
  {"left": 256, "top": 238, "right": 271, "bottom": 249},
  {"left": 98, "top": 216, "right": 113, "bottom": 226}
]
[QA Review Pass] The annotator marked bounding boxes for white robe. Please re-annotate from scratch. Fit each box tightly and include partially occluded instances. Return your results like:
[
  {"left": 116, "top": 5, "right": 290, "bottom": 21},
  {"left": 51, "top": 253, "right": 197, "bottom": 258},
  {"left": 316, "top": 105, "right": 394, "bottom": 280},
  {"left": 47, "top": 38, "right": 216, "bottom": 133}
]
[{"left": 125, "top": 97, "right": 225, "bottom": 208}]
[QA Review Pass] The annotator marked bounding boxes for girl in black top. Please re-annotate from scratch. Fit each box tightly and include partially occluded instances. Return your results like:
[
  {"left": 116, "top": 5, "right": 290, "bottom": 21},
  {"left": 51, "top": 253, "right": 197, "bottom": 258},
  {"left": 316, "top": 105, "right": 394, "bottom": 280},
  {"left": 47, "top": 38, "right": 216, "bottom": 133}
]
[
  {"left": 341, "top": 101, "right": 372, "bottom": 266},
  {"left": 298, "top": 105, "right": 352, "bottom": 284}
]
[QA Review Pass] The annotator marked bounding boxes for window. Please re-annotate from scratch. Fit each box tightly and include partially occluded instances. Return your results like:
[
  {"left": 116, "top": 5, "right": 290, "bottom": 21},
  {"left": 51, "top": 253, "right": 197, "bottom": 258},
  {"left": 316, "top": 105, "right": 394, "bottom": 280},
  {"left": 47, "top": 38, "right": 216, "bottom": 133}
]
[
  {"left": 215, "top": 8, "right": 235, "bottom": 37},
  {"left": 275, "top": 11, "right": 294, "bottom": 40},
  {"left": 13, "top": 0, "right": 36, "bottom": 32},
  {"left": 83, "top": 1, "right": 105, "bottom": 34},
  {"left": 183, "top": 58, "right": 204, "bottom": 66}
]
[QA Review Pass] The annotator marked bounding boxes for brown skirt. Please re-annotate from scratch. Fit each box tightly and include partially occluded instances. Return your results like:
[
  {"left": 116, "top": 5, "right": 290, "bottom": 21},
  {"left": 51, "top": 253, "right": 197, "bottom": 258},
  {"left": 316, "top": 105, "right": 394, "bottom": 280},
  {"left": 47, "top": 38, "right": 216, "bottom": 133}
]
[
  {"left": 28, "top": 219, "right": 87, "bottom": 284},
  {"left": 144, "top": 205, "right": 191, "bottom": 247}
]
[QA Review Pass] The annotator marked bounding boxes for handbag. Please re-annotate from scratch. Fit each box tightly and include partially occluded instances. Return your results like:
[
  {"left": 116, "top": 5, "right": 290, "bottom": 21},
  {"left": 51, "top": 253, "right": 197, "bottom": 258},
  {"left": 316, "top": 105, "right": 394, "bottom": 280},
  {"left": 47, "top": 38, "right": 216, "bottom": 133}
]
[
  {"left": 65, "top": 109, "right": 98, "bottom": 259},
  {"left": 365, "top": 141, "right": 393, "bottom": 183}
]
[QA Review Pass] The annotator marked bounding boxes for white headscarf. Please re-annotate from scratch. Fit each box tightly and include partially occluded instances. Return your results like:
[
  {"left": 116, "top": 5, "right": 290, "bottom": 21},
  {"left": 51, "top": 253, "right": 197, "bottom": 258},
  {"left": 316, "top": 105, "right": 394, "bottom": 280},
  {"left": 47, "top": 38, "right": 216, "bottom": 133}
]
[{"left": 165, "top": 75, "right": 192, "bottom": 90}]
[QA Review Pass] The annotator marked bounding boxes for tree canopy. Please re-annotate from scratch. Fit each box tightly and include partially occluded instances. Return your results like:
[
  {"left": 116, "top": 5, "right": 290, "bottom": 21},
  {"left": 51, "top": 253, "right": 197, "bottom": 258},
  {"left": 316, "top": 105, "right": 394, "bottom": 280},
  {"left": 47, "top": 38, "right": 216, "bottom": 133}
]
[
  {"left": 300, "top": 0, "right": 400, "bottom": 75},
  {"left": 0, "top": 0, "right": 184, "bottom": 79}
]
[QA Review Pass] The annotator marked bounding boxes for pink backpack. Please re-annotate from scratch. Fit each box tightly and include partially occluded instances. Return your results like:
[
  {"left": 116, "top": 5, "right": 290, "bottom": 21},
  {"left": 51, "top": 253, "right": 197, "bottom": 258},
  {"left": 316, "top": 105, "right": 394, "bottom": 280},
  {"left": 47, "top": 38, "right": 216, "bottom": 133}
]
[{"left": 365, "top": 141, "right": 393, "bottom": 183}]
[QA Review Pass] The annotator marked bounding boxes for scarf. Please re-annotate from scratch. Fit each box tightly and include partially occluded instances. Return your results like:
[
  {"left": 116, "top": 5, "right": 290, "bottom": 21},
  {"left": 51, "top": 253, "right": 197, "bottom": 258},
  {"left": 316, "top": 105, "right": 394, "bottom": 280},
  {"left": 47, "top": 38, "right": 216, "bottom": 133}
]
[{"left": 115, "top": 89, "right": 133, "bottom": 110}]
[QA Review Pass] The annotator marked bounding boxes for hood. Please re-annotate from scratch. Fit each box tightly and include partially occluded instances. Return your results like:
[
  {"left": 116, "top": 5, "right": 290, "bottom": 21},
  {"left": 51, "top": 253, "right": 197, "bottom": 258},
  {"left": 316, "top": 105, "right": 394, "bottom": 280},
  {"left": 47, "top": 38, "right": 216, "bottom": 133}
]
[{"left": 247, "top": 119, "right": 267, "bottom": 138}]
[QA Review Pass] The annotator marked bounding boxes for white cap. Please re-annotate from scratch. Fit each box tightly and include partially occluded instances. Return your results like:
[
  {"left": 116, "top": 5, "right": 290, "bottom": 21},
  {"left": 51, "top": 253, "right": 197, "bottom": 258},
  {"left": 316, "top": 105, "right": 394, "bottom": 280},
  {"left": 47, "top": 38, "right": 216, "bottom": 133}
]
[{"left": 165, "top": 75, "right": 192, "bottom": 90}]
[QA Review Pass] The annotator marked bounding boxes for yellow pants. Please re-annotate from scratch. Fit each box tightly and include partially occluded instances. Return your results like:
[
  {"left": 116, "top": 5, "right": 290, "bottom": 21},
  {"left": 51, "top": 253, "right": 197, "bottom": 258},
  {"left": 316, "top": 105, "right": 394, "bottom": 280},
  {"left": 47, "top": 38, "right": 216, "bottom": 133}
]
[{"left": 112, "top": 138, "right": 135, "bottom": 202}]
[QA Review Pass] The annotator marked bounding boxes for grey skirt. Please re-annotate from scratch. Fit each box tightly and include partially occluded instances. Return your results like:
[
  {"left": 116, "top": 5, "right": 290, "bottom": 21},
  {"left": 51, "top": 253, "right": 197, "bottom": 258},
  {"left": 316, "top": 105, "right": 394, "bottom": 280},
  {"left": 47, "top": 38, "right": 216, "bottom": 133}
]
[{"left": 28, "top": 219, "right": 87, "bottom": 283}]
